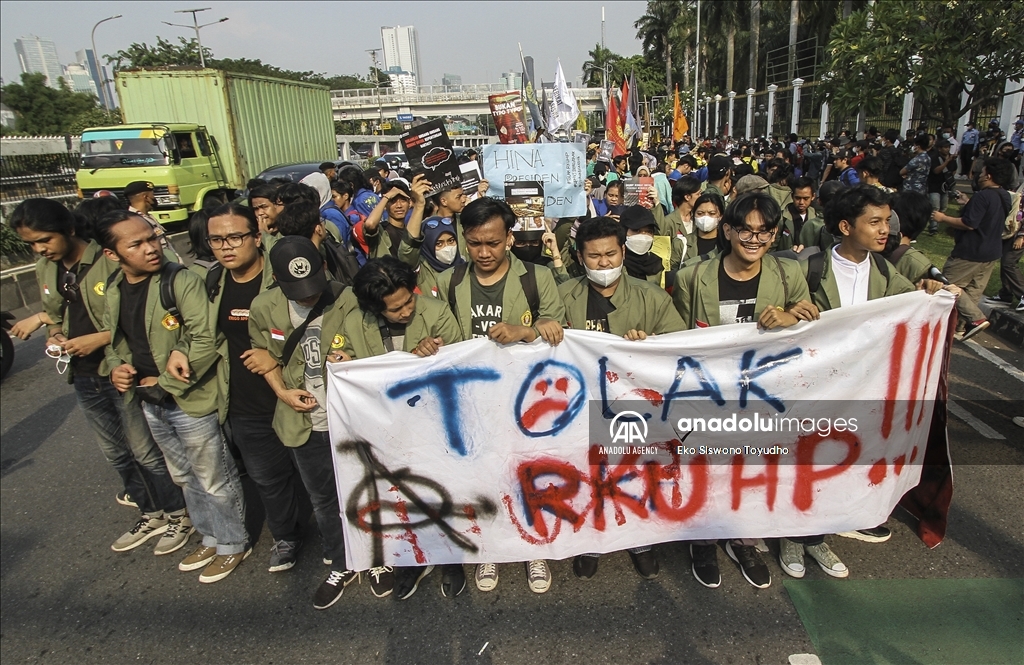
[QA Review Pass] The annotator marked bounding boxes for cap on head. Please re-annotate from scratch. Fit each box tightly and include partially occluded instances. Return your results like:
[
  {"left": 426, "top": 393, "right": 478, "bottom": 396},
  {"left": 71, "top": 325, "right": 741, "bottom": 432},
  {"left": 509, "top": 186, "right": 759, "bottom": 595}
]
[
  {"left": 707, "top": 155, "right": 732, "bottom": 180},
  {"left": 123, "top": 181, "right": 154, "bottom": 199},
  {"left": 733, "top": 175, "right": 770, "bottom": 195},
  {"left": 619, "top": 205, "right": 657, "bottom": 231},
  {"left": 269, "top": 236, "right": 328, "bottom": 301}
]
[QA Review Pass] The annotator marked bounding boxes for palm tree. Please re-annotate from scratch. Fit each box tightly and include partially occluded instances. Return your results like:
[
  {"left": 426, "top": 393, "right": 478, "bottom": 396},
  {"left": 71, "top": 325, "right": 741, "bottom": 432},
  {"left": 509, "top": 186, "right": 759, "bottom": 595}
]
[
  {"left": 749, "top": 0, "right": 761, "bottom": 89},
  {"left": 635, "top": 0, "right": 687, "bottom": 96},
  {"left": 581, "top": 43, "right": 621, "bottom": 88}
]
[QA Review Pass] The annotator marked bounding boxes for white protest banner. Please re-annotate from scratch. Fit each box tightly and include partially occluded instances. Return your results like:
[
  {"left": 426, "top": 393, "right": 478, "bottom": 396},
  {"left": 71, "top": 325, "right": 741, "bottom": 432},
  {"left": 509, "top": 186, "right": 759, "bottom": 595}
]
[
  {"left": 327, "top": 291, "right": 955, "bottom": 571},
  {"left": 483, "top": 143, "right": 586, "bottom": 218}
]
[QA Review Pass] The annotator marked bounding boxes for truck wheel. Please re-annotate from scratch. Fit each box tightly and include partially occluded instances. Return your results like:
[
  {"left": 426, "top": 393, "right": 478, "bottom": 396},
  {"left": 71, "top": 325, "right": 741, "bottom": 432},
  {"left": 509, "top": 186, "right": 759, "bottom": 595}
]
[{"left": 202, "top": 191, "right": 228, "bottom": 209}]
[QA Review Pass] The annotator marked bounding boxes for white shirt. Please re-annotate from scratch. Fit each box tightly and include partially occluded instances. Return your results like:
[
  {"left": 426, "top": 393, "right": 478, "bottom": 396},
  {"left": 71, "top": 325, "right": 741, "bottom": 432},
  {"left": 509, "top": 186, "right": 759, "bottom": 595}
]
[{"left": 831, "top": 246, "right": 871, "bottom": 308}]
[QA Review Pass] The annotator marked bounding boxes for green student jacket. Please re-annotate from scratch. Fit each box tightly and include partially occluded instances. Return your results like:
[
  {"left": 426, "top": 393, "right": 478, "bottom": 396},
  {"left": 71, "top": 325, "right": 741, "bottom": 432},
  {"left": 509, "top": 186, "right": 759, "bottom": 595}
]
[
  {"left": 103, "top": 265, "right": 222, "bottom": 419},
  {"left": 341, "top": 294, "right": 464, "bottom": 359},
  {"left": 36, "top": 240, "right": 119, "bottom": 376},
  {"left": 801, "top": 249, "right": 915, "bottom": 312},
  {"left": 893, "top": 246, "right": 934, "bottom": 285},
  {"left": 247, "top": 282, "right": 359, "bottom": 446},
  {"left": 434, "top": 253, "right": 567, "bottom": 337},
  {"left": 559, "top": 274, "right": 685, "bottom": 335},
  {"left": 673, "top": 253, "right": 811, "bottom": 329}
]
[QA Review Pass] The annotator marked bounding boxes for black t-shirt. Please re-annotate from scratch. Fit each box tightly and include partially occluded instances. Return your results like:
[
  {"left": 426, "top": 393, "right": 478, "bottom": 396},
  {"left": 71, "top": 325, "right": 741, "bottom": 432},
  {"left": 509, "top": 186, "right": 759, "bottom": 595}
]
[
  {"left": 470, "top": 272, "right": 507, "bottom": 339},
  {"left": 696, "top": 235, "right": 718, "bottom": 255},
  {"left": 219, "top": 272, "right": 278, "bottom": 417},
  {"left": 585, "top": 287, "right": 616, "bottom": 332},
  {"left": 952, "top": 188, "right": 1012, "bottom": 263},
  {"left": 118, "top": 276, "right": 160, "bottom": 380},
  {"left": 56, "top": 261, "right": 103, "bottom": 376},
  {"left": 381, "top": 320, "right": 407, "bottom": 352},
  {"left": 717, "top": 261, "right": 761, "bottom": 324},
  {"left": 927, "top": 151, "right": 955, "bottom": 193},
  {"left": 384, "top": 223, "right": 404, "bottom": 258}
]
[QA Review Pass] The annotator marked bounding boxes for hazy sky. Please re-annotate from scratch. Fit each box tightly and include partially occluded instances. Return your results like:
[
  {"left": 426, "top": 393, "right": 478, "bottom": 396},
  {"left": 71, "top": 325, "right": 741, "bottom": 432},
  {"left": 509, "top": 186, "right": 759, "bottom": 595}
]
[{"left": 1, "top": 1, "right": 648, "bottom": 88}]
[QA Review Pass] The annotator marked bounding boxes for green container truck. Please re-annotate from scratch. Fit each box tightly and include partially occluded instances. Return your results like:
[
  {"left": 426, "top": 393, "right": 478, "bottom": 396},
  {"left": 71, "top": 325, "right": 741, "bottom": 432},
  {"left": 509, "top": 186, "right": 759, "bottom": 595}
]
[{"left": 76, "top": 68, "right": 336, "bottom": 223}]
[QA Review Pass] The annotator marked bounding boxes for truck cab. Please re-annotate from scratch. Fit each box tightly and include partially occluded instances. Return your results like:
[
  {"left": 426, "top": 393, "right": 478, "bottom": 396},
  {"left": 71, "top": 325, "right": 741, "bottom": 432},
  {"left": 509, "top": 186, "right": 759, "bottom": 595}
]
[{"left": 76, "top": 123, "right": 229, "bottom": 224}]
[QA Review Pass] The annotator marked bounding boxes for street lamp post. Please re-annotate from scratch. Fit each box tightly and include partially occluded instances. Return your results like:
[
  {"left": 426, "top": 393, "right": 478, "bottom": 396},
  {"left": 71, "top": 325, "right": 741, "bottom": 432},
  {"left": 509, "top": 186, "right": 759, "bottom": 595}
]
[
  {"left": 90, "top": 14, "right": 122, "bottom": 110},
  {"left": 745, "top": 87, "right": 755, "bottom": 138},
  {"left": 163, "top": 8, "right": 229, "bottom": 69}
]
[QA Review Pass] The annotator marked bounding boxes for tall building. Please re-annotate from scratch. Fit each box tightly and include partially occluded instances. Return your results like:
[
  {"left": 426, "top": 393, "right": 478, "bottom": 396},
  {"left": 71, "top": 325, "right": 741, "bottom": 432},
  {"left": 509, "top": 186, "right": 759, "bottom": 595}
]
[
  {"left": 386, "top": 67, "right": 417, "bottom": 95},
  {"left": 380, "top": 25, "right": 421, "bottom": 85},
  {"left": 77, "top": 49, "right": 114, "bottom": 108},
  {"left": 15, "top": 35, "right": 64, "bottom": 89},
  {"left": 63, "top": 63, "right": 96, "bottom": 96},
  {"left": 441, "top": 73, "right": 462, "bottom": 88},
  {"left": 499, "top": 71, "right": 522, "bottom": 90}
]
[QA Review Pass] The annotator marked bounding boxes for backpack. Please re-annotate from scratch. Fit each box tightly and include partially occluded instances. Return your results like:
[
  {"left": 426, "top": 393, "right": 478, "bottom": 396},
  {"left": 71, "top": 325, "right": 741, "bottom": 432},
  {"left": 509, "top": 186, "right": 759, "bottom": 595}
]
[
  {"left": 109, "top": 262, "right": 187, "bottom": 324},
  {"left": 806, "top": 251, "right": 890, "bottom": 295},
  {"left": 322, "top": 232, "right": 361, "bottom": 287},
  {"left": 446, "top": 262, "right": 540, "bottom": 325}
]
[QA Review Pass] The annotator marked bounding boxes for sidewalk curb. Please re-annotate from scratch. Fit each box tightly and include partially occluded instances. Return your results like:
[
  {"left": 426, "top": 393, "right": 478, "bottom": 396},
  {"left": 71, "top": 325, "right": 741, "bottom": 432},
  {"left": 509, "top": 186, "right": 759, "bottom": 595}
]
[{"left": 979, "top": 301, "right": 1023, "bottom": 348}]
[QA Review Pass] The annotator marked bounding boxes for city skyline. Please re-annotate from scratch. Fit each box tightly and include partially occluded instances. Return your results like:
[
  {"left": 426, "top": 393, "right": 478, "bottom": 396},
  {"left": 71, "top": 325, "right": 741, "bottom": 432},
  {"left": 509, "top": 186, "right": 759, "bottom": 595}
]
[{"left": 0, "top": 1, "right": 646, "bottom": 89}]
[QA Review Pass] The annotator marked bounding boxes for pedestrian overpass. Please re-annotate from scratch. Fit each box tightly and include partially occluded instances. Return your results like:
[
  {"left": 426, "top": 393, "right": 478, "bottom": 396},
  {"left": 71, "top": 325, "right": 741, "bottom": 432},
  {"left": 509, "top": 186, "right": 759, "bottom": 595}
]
[{"left": 331, "top": 84, "right": 606, "bottom": 122}]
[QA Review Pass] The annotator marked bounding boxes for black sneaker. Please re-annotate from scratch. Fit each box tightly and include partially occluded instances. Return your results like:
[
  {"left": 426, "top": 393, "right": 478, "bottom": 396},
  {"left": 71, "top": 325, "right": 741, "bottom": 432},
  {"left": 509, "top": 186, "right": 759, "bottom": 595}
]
[
  {"left": 394, "top": 565, "right": 434, "bottom": 600},
  {"left": 313, "top": 570, "right": 359, "bottom": 610},
  {"left": 725, "top": 541, "right": 771, "bottom": 589},
  {"left": 690, "top": 543, "right": 721, "bottom": 588},
  {"left": 984, "top": 294, "right": 1013, "bottom": 307},
  {"left": 838, "top": 526, "right": 892, "bottom": 543},
  {"left": 440, "top": 564, "right": 466, "bottom": 598},
  {"left": 573, "top": 555, "right": 599, "bottom": 579},
  {"left": 628, "top": 549, "right": 660, "bottom": 579},
  {"left": 959, "top": 319, "right": 990, "bottom": 341},
  {"left": 367, "top": 566, "right": 395, "bottom": 598}
]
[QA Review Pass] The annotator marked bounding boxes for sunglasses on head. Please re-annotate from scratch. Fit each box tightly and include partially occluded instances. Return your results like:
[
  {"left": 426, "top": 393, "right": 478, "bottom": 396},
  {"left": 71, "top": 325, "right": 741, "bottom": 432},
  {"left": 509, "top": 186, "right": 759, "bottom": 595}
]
[{"left": 424, "top": 217, "right": 454, "bottom": 229}]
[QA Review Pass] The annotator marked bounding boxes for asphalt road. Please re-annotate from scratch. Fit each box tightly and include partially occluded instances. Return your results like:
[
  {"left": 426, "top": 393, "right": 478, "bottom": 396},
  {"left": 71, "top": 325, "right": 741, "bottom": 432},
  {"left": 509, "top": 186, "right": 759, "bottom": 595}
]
[{"left": 1, "top": 303, "right": 1022, "bottom": 665}]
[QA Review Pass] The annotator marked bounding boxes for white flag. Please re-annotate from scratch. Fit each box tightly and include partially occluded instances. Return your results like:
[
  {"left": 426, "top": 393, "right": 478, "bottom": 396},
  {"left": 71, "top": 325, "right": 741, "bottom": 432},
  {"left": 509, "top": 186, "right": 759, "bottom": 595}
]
[{"left": 550, "top": 60, "right": 580, "bottom": 132}]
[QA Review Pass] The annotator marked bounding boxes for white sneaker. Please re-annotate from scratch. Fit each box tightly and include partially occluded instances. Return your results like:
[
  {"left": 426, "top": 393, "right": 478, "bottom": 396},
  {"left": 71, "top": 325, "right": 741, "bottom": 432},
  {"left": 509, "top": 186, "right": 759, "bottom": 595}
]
[
  {"left": 525, "top": 560, "right": 551, "bottom": 594},
  {"left": 111, "top": 514, "right": 168, "bottom": 552},
  {"left": 475, "top": 562, "right": 499, "bottom": 592},
  {"left": 806, "top": 542, "right": 849, "bottom": 578},
  {"left": 778, "top": 538, "right": 806, "bottom": 578}
]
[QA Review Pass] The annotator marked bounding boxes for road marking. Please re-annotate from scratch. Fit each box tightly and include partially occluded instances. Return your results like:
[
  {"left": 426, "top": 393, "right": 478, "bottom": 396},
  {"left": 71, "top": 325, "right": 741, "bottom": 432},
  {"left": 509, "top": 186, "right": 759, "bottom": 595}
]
[
  {"left": 963, "top": 339, "right": 1024, "bottom": 383},
  {"left": 947, "top": 400, "right": 1005, "bottom": 440}
]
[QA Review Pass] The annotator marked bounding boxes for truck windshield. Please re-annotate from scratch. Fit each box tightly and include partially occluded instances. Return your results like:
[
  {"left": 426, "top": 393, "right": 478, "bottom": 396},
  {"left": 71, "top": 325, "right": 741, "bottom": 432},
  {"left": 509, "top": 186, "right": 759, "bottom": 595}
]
[{"left": 81, "top": 137, "right": 170, "bottom": 168}]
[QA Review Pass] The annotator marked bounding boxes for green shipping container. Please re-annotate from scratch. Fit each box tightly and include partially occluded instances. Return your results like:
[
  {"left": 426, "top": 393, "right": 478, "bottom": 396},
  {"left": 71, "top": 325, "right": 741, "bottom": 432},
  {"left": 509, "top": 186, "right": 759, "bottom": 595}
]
[{"left": 115, "top": 68, "right": 335, "bottom": 189}]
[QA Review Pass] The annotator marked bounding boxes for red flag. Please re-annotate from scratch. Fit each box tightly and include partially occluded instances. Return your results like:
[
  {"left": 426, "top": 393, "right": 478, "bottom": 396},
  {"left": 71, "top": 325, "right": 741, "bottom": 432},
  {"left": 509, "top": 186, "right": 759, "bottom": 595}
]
[{"left": 605, "top": 90, "right": 627, "bottom": 156}]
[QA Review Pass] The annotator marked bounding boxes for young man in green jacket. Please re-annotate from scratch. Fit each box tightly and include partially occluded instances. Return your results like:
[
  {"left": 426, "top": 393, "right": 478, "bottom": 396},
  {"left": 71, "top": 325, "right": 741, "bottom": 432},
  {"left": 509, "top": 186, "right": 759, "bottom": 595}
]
[
  {"left": 560, "top": 216, "right": 686, "bottom": 581},
  {"left": 247, "top": 237, "right": 360, "bottom": 610},
  {"left": 98, "top": 211, "right": 248, "bottom": 584},
  {"left": 203, "top": 203, "right": 309, "bottom": 576},
  {"left": 10, "top": 199, "right": 188, "bottom": 556},
  {"left": 433, "top": 196, "right": 565, "bottom": 596},
  {"left": 337, "top": 257, "right": 464, "bottom": 600},
  {"left": 673, "top": 192, "right": 820, "bottom": 590}
]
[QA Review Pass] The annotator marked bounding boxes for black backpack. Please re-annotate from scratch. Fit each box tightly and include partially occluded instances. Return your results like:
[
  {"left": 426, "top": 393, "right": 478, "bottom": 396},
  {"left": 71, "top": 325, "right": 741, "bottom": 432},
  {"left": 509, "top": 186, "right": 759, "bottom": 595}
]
[
  {"left": 109, "top": 262, "right": 187, "bottom": 323},
  {"left": 322, "top": 232, "right": 361, "bottom": 287}
]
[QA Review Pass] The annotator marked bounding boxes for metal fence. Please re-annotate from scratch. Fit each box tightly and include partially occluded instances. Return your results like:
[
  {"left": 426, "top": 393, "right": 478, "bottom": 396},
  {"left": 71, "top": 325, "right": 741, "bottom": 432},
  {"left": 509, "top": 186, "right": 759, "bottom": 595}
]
[{"left": 0, "top": 152, "right": 80, "bottom": 202}]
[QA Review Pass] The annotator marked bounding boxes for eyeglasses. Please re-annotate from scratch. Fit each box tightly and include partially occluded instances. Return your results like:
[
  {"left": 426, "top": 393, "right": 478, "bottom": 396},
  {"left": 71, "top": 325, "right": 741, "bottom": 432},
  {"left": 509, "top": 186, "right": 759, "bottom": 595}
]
[
  {"left": 61, "top": 269, "right": 80, "bottom": 304},
  {"left": 208, "top": 232, "right": 255, "bottom": 249},
  {"left": 424, "top": 217, "right": 454, "bottom": 229},
  {"left": 732, "top": 227, "right": 776, "bottom": 243},
  {"left": 46, "top": 344, "right": 72, "bottom": 375}
]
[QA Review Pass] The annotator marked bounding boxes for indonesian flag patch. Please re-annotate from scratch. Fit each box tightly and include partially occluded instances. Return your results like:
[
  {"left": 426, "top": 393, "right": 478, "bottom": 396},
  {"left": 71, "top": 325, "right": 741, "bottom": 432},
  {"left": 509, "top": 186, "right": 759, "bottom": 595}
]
[{"left": 271, "top": 328, "right": 285, "bottom": 341}]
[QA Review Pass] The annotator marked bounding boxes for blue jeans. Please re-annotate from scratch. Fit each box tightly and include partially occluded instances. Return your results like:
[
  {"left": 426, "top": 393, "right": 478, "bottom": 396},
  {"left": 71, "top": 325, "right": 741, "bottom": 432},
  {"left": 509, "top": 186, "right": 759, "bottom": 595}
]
[
  {"left": 142, "top": 401, "right": 247, "bottom": 555},
  {"left": 291, "top": 430, "right": 346, "bottom": 565},
  {"left": 73, "top": 375, "right": 184, "bottom": 515}
]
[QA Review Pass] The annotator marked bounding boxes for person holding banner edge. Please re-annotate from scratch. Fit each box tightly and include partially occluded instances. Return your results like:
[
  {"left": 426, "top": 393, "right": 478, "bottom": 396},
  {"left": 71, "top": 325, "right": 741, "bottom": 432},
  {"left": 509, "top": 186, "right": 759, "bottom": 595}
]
[
  {"left": 672, "top": 191, "right": 820, "bottom": 589},
  {"left": 433, "top": 196, "right": 566, "bottom": 594}
]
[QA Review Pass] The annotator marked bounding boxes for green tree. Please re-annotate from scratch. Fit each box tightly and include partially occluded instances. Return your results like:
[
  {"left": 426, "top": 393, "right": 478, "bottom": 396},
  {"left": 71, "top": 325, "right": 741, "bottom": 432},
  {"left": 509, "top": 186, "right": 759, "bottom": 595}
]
[
  {"left": 634, "top": 0, "right": 691, "bottom": 96},
  {"left": 68, "top": 107, "right": 123, "bottom": 135},
  {"left": 581, "top": 43, "right": 622, "bottom": 88},
  {"left": 1, "top": 73, "right": 98, "bottom": 135},
  {"left": 819, "top": 0, "right": 1024, "bottom": 126}
]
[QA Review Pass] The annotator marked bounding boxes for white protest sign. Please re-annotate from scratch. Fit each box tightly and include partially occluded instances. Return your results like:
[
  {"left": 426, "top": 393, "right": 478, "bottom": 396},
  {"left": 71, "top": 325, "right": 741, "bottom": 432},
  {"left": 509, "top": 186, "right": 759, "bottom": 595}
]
[
  {"left": 328, "top": 291, "right": 955, "bottom": 571},
  {"left": 483, "top": 143, "right": 586, "bottom": 218}
]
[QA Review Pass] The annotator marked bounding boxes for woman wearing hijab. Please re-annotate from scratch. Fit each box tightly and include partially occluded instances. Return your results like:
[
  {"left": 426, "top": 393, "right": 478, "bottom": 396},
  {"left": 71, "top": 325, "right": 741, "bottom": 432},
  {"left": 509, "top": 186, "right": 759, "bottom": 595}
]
[
  {"left": 619, "top": 205, "right": 667, "bottom": 285},
  {"left": 398, "top": 215, "right": 464, "bottom": 296},
  {"left": 299, "top": 171, "right": 349, "bottom": 241}
]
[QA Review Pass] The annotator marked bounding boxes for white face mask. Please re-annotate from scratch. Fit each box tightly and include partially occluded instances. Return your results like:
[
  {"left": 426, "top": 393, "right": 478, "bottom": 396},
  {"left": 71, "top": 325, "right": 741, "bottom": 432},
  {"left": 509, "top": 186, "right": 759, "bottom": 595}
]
[
  {"left": 694, "top": 215, "right": 719, "bottom": 232},
  {"left": 435, "top": 244, "right": 458, "bottom": 265},
  {"left": 625, "top": 234, "right": 654, "bottom": 255},
  {"left": 585, "top": 264, "right": 622, "bottom": 287},
  {"left": 942, "top": 133, "right": 951, "bottom": 139}
]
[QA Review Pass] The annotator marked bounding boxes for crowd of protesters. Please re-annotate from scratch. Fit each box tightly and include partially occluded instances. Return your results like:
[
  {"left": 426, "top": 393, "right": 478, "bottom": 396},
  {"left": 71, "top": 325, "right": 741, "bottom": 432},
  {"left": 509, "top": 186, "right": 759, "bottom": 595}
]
[{"left": 6, "top": 113, "right": 1022, "bottom": 610}]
